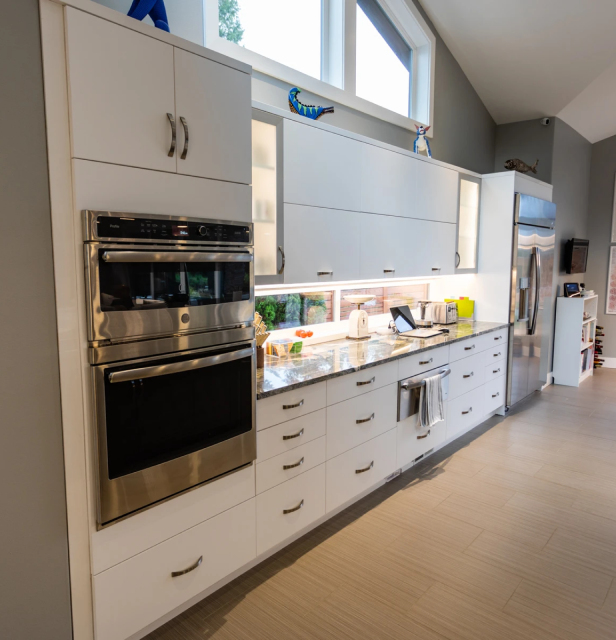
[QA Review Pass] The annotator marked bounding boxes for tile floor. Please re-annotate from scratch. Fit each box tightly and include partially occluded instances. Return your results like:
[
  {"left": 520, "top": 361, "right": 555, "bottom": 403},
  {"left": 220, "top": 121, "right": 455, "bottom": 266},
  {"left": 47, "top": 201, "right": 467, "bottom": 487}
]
[{"left": 147, "top": 369, "right": 616, "bottom": 640}]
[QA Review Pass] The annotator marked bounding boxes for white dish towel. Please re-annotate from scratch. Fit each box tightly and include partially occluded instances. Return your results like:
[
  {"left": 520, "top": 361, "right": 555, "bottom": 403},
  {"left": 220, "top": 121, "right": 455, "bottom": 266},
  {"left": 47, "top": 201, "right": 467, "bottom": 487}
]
[{"left": 419, "top": 374, "right": 444, "bottom": 429}]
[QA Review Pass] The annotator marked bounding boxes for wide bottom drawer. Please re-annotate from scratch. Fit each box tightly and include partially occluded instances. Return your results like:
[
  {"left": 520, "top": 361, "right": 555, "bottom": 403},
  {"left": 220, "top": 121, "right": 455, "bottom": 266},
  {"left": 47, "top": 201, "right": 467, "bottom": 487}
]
[
  {"left": 447, "top": 386, "right": 485, "bottom": 440},
  {"left": 397, "top": 411, "right": 447, "bottom": 469},
  {"left": 93, "top": 499, "right": 256, "bottom": 640},
  {"left": 256, "top": 464, "right": 325, "bottom": 555},
  {"left": 485, "top": 375, "right": 507, "bottom": 414},
  {"left": 326, "top": 429, "right": 397, "bottom": 513}
]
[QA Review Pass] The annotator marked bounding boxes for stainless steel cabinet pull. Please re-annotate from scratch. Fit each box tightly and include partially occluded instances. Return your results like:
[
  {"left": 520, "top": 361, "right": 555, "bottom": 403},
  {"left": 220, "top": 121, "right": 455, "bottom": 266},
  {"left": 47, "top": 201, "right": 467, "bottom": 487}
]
[
  {"left": 462, "top": 408, "right": 473, "bottom": 415},
  {"left": 492, "top": 392, "right": 500, "bottom": 398},
  {"left": 383, "top": 269, "right": 395, "bottom": 273},
  {"left": 283, "top": 428, "right": 304, "bottom": 441},
  {"left": 180, "top": 116, "right": 189, "bottom": 159},
  {"left": 356, "top": 377, "right": 375, "bottom": 387},
  {"left": 417, "top": 430, "right": 431, "bottom": 440},
  {"left": 278, "top": 246, "right": 285, "bottom": 275},
  {"left": 432, "top": 267, "right": 441, "bottom": 271},
  {"left": 171, "top": 556, "right": 202, "bottom": 578},
  {"left": 455, "top": 252, "right": 461, "bottom": 268},
  {"left": 283, "top": 499, "right": 304, "bottom": 515},
  {"left": 464, "top": 345, "right": 475, "bottom": 351},
  {"left": 493, "top": 368, "right": 501, "bottom": 374},
  {"left": 317, "top": 271, "right": 333, "bottom": 276},
  {"left": 494, "top": 353, "right": 502, "bottom": 357},
  {"left": 463, "top": 372, "right": 474, "bottom": 379},
  {"left": 283, "top": 399, "right": 304, "bottom": 410},
  {"left": 356, "top": 461, "right": 374, "bottom": 474},
  {"left": 167, "top": 113, "right": 176, "bottom": 157},
  {"left": 494, "top": 336, "right": 502, "bottom": 341},
  {"left": 356, "top": 413, "right": 375, "bottom": 424},
  {"left": 419, "top": 358, "right": 433, "bottom": 365},
  {"left": 283, "top": 457, "right": 304, "bottom": 470}
]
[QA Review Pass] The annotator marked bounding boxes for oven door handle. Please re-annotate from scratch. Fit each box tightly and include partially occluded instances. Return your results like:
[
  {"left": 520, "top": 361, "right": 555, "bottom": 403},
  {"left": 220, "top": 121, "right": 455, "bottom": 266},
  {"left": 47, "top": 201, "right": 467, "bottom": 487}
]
[
  {"left": 108, "top": 347, "right": 255, "bottom": 384},
  {"left": 102, "top": 251, "right": 253, "bottom": 263}
]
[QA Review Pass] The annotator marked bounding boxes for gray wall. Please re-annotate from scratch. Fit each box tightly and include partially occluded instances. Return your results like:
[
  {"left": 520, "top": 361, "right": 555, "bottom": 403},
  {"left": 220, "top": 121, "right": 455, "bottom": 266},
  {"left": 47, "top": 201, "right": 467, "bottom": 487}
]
[
  {"left": 587, "top": 135, "right": 616, "bottom": 358},
  {"left": 0, "top": 2, "right": 72, "bottom": 639}
]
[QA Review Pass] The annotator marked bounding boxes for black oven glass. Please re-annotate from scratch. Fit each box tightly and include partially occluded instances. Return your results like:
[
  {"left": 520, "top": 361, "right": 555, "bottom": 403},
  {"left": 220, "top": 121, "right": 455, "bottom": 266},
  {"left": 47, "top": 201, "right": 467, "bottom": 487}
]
[
  {"left": 98, "top": 251, "right": 250, "bottom": 312},
  {"left": 103, "top": 345, "right": 253, "bottom": 479}
]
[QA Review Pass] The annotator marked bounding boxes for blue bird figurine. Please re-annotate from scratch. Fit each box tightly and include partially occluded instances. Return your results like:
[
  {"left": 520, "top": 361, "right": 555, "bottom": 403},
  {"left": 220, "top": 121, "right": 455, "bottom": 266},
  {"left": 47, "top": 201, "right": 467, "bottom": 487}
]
[
  {"left": 127, "top": 0, "right": 170, "bottom": 32},
  {"left": 413, "top": 124, "right": 432, "bottom": 158},
  {"left": 288, "top": 88, "right": 334, "bottom": 121}
]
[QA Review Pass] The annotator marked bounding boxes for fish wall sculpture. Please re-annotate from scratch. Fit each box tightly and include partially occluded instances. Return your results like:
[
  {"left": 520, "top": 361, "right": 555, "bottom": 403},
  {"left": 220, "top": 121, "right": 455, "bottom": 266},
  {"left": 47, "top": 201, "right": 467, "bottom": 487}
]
[
  {"left": 504, "top": 158, "right": 539, "bottom": 174},
  {"left": 288, "top": 88, "right": 334, "bottom": 121}
]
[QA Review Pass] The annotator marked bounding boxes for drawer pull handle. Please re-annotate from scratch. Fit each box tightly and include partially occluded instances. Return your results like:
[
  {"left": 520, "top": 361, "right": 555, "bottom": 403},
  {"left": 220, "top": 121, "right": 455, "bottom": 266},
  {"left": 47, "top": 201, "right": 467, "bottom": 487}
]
[
  {"left": 493, "top": 368, "right": 501, "bottom": 374},
  {"left": 462, "top": 408, "right": 473, "bottom": 415},
  {"left": 283, "top": 428, "right": 304, "bottom": 441},
  {"left": 283, "top": 457, "right": 304, "bottom": 470},
  {"left": 283, "top": 399, "right": 304, "bottom": 410},
  {"left": 494, "top": 352, "right": 502, "bottom": 357},
  {"left": 432, "top": 267, "right": 441, "bottom": 271},
  {"left": 492, "top": 392, "right": 500, "bottom": 398},
  {"left": 419, "top": 358, "right": 433, "bottom": 365},
  {"left": 283, "top": 499, "right": 304, "bottom": 515},
  {"left": 356, "top": 413, "right": 375, "bottom": 425},
  {"left": 383, "top": 269, "right": 396, "bottom": 273},
  {"left": 357, "top": 377, "right": 375, "bottom": 387},
  {"left": 317, "top": 271, "right": 333, "bottom": 276},
  {"left": 494, "top": 336, "right": 503, "bottom": 341},
  {"left": 464, "top": 345, "right": 475, "bottom": 351},
  {"left": 417, "top": 430, "right": 431, "bottom": 440},
  {"left": 171, "top": 556, "right": 202, "bottom": 578},
  {"left": 355, "top": 461, "right": 374, "bottom": 474},
  {"left": 463, "top": 372, "right": 474, "bottom": 379}
]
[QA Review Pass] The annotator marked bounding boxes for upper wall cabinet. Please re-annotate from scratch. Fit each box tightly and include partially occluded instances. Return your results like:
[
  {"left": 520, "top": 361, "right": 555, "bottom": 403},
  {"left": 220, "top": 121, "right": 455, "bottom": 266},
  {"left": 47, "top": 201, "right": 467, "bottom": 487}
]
[
  {"left": 283, "top": 121, "right": 362, "bottom": 211},
  {"left": 414, "top": 161, "right": 459, "bottom": 224},
  {"left": 360, "top": 145, "right": 416, "bottom": 218},
  {"left": 174, "top": 49, "right": 251, "bottom": 184},
  {"left": 65, "top": 8, "right": 250, "bottom": 184}
]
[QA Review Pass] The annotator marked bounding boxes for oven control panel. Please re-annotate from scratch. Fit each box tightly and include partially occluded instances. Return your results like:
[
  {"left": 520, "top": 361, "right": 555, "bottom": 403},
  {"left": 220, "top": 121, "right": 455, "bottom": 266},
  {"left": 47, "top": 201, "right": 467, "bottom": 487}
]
[{"left": 94, "top": 214, "right": 251, "bottom": 245}]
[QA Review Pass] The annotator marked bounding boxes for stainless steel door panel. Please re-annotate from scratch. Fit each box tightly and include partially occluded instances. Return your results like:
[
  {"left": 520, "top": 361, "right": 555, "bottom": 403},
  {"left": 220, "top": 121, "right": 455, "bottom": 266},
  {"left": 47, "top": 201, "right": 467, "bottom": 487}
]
[
  {"left": 535, "top": 226, "right": 555, "bottom": 390},
  {"left": 515, "top": 193, "right": 556, "bottom": 228}
]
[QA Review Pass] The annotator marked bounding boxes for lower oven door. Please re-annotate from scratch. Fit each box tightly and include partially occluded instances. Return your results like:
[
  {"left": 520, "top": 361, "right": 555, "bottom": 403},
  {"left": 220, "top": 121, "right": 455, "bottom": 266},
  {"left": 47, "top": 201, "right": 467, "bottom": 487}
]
[{"left": 93, "top": 342, "right": 256, "bottom": 526}]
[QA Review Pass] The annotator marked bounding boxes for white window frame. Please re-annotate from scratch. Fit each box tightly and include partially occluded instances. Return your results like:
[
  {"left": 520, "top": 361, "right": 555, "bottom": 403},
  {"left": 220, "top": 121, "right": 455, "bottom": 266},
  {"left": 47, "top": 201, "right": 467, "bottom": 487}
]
[{"left": 204, "top": 0, "right": 435, "bottom": 133}]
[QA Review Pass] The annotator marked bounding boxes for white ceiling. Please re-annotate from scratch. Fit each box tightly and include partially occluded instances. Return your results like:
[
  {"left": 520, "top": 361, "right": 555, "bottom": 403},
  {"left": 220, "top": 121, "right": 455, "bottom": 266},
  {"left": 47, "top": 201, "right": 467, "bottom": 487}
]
[{"left": 420, "top": 0, "right": 616, "bottom": 142}]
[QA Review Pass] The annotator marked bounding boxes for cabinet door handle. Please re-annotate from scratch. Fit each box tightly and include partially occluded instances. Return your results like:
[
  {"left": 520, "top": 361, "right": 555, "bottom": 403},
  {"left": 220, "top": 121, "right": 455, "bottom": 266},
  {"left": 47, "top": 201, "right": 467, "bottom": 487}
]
[
  {"left": 171, "top": 556, "right": 202, "bottom": 578},
  {"left": 283, "top": 457, "right": 304, "bottom": 470},
  {"left": 355, "top": 461, "right": 374, "bottom": 474},
  {"left": 283, "top": 428, "right": 304, "bottom": 441},
  {"left": 317, "top": 271, "right": 333, "bottom": 276},
  {"left": 356, "top": 413, "right": 375, "bottom": 424},
  {"left": 455, "top": 252, "right": 461, "bottom": 268},
  {"left": 494, "top": 336, "right": 503, "bottom": 341},
  {"left": 419, "top": 358, "right": 433, "bottom": 365},
  {"left": 462, "top": 407, "right": 473, "bottom": 415},
  {"left": 356, "top": 377, "right": 375, "bottom": 387},
  {"left": 464, "top": 345, "right": 475, "bottom": 351},
  {"left": 463, "top": 372, "right": 474, "bottom": 379},
  {"left": 179, "top": 116, "right": 189, "bottom": 159},
  {"left": 283, "top": 399, "right": 304, "bottom": 410},
  {"left": 432, "top": 267, "right": 441, "bottom": 272},
  {"left": 383, "top": 269, "right": 395, "bottom": 273},
  {"left": 417, "top": 430, "right": 431, "bottom": 440},
  {"left": 278, "top": 246, "right": 285, "bottom": 275},
  {"left": 493, "top": 368, "right": 501, "bottom": 374},
  {"left": 494, "top": 353, "right": 502, "bottom": 357},
  {"left": 166, "top": 113, "right": 176, "bottom": 157},
  {"left": 283, "top": 499, "right": 304, "bottom": 515},
  {"left": 492, "top": 392, "right": 500, "bottom": 398}
]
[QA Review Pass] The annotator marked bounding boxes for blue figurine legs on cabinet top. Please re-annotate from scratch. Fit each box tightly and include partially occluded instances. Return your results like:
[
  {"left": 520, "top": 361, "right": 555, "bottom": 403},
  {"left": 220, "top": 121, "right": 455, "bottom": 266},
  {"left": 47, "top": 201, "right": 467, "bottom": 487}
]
[{"left": 128, "top": 0, "right": 170, "bottom": 32}]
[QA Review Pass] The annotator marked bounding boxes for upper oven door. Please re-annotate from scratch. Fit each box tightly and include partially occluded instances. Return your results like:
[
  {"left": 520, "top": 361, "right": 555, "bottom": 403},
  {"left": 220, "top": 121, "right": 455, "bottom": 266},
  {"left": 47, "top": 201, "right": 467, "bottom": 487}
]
[{"left": 85, "top": 244, "right": 254, "bottom": 342}]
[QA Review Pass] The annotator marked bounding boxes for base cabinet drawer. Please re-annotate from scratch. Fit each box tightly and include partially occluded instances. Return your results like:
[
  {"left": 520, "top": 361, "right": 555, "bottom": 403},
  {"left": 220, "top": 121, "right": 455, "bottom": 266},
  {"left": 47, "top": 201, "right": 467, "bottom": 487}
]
[
  {"left": 257, "top": 382, "right": 326, "bottom": 430},
  {"left": 447, "top": 387, "right": 485, "bottom": 440},
  {"left": 482, "top": 344, "right": 507, "bottom": 367},
  {"left": 449, "top": 337, "right": 484, "bottom": 362},
  {"left": 256, "top": 436, "right": 326, "bottom": 494},
  {"left": 485, "top": 361, "right": 506, "bottom": 382},
  {"left": 326, "top": 384, "right": 397, "bottom": 459},
  {"left": 257, "top": 409, "right": 326, "bottom": 462},
  {"left": 327, "top": 360, "right": 398, "bottom": 405},
  {"left": 93, "top": 499, "right": 256, "bottom": 640},
  {"left": 256, "top": 464, "right": 325, "bottom": 555},
  {"left": 485, "top": 376, "right": 507, "bottom": 414},
  {"left": 398, "top": 345, "right": 450, "bottom": 379},
  {"left": 448, "top": 352, "right": 485, "bottom": 399},
  {"left": 326, "top": 429, "right": 396, "bottom": 513},
  {"left": 397, "top": 409, "right": 447, "bottom": 469}
]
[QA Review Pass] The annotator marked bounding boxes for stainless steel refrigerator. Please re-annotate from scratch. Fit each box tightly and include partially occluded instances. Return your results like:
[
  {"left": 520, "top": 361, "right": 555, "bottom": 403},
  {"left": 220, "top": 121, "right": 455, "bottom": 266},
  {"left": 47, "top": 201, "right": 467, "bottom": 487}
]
[{"left": 507, "top": 194, "right": 557, "bottom": 407}]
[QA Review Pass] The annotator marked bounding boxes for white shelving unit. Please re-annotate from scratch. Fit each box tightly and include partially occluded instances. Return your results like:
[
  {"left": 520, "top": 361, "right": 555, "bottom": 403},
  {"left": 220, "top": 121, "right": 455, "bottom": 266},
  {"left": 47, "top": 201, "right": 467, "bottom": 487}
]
[{"left": 553, "top": 295, "right": 598, "bottom": 387}]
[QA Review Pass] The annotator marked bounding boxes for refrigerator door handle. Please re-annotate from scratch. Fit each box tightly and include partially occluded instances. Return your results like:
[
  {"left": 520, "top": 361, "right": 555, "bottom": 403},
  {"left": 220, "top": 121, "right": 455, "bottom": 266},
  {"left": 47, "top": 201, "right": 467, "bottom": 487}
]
[{"left": 529, "top": 247, "right": 541, "bottom": 336}]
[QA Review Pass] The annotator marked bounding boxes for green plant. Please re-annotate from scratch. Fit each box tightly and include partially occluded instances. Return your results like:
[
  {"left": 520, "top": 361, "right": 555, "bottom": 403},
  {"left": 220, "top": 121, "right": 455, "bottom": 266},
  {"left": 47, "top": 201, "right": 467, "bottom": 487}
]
[{"left": 219, "top": 0, "right": 244, "bottom": 44}]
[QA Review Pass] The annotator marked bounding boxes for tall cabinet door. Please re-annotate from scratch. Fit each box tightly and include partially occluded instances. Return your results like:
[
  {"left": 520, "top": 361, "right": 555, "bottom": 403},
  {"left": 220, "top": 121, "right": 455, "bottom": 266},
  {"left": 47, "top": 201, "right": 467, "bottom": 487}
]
[
  {"left": 414, "top": 161, "right": 459, "bottom": 223},
  {"left": 359, "top": 214, "right": 415, "bottom": 280},
  {"left": 174, "top": 48, "right": 251, "bottom": 184},
  {"left": 412, "top": 220, "right": 457, "bottom": 276},
  {"left": 65, "top": 8, "right": 176, "bottom": 172}
]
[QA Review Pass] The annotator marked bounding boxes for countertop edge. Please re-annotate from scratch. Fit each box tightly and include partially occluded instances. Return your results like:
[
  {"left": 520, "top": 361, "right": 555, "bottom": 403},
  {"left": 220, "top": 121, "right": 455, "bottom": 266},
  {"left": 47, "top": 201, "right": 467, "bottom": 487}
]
[{"left": 256, "top": 323, "right": 511, "bottom": 400}]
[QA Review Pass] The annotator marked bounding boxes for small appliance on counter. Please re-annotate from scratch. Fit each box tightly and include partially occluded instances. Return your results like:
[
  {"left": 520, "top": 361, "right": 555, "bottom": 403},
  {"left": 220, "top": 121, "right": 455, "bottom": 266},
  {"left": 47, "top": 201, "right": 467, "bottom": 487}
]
[
  {"left": 344, "top": 295, "right": 375, "bottom": 340},
  {"left": 431, "top": 301, "right": 458, "bottom": 325}
]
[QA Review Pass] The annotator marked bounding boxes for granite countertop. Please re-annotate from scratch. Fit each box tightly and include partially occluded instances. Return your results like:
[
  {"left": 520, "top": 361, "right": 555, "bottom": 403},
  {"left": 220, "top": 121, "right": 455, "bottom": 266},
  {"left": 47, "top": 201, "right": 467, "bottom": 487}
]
[{"left": 256, "top": 320, "right": 510, "bottom": 399}]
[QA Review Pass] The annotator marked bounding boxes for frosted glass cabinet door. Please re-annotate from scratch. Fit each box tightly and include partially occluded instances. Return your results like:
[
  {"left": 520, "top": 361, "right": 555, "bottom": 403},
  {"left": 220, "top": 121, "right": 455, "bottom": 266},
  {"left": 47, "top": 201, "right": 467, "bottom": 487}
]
[
  {"left": 456, "top": 175, "right": 481, "bottom": 273},
  {"left": 65, "top": 8, "right": 176, "bottom": 172},
  {"left": 174, "top": 48, "right": 251, "bottom": 184}
]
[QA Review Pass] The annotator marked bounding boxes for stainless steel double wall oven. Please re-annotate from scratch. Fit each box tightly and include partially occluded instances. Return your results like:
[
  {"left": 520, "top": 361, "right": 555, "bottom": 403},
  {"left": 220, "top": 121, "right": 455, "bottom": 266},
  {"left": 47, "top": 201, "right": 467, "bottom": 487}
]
[{"left": 84, "top": 211, "right": 256, "bottom": 527}]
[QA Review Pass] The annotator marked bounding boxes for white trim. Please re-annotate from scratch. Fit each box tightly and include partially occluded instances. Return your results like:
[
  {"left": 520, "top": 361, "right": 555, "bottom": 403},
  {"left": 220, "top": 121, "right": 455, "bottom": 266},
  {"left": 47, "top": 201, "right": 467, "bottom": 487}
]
[{"left": 612, "top": 173, "right": 616, "bottom": 244}]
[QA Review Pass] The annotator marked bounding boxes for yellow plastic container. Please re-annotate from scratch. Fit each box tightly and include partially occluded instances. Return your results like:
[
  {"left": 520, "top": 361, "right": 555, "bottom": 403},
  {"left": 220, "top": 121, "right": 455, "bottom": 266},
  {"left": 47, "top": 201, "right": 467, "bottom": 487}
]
[{"left": 445, "top": 297, "right": 475, "bottom": 318}]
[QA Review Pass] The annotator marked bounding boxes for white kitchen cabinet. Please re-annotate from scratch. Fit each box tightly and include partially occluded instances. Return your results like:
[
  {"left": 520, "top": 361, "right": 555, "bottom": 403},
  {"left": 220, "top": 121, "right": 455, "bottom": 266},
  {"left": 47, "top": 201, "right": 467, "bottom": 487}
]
[
  {"left": 257, "top": 409, "right": 326, "bottom": 462},
  {"left": 284, "top": 204, "right": 360, "bottom": 284},
  {"left": 257, "top": 382, "right": 326, "bottom": 431},
  {"left": 174, "top": 48, "right": 251, "bottom": 184},
  {"left": 327, "top": 361, "right": 399, "bottom": 406},
  {"left": 412, "top": 219, "right": 457, "bottom": 276},
  {"left": 360, "top": 145, "right": 415, "bottom": 218},
  {"left": 415, "top": 161, "right": 459, "bottom": 224},
  {"left": 448, "top": 352, "right": 486, "bottom": 400},
  {"left": 447, "top": 387, "right": 485, "bottom": 440},
  {"left": 397, "top": 412, "right": 447, "bottom": 469},
  {"left": 455, "top": 175, "right": 481, "bottom": 272},
  {"left": 359, "top": 214, "right": 416, "bottom": 280},
  {"left": 65, "top": 8, "right": 176, "bottom": 173},
  {"left": 283, "top": 121, "right": 362, "bottom": 211}
]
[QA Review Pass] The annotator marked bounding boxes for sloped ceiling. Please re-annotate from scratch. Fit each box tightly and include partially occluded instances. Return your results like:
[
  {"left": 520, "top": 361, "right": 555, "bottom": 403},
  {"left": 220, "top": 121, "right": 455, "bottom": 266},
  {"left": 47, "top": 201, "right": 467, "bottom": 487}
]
[{"left": 420, "top": 0, "right": 616, "bottom": 142}]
